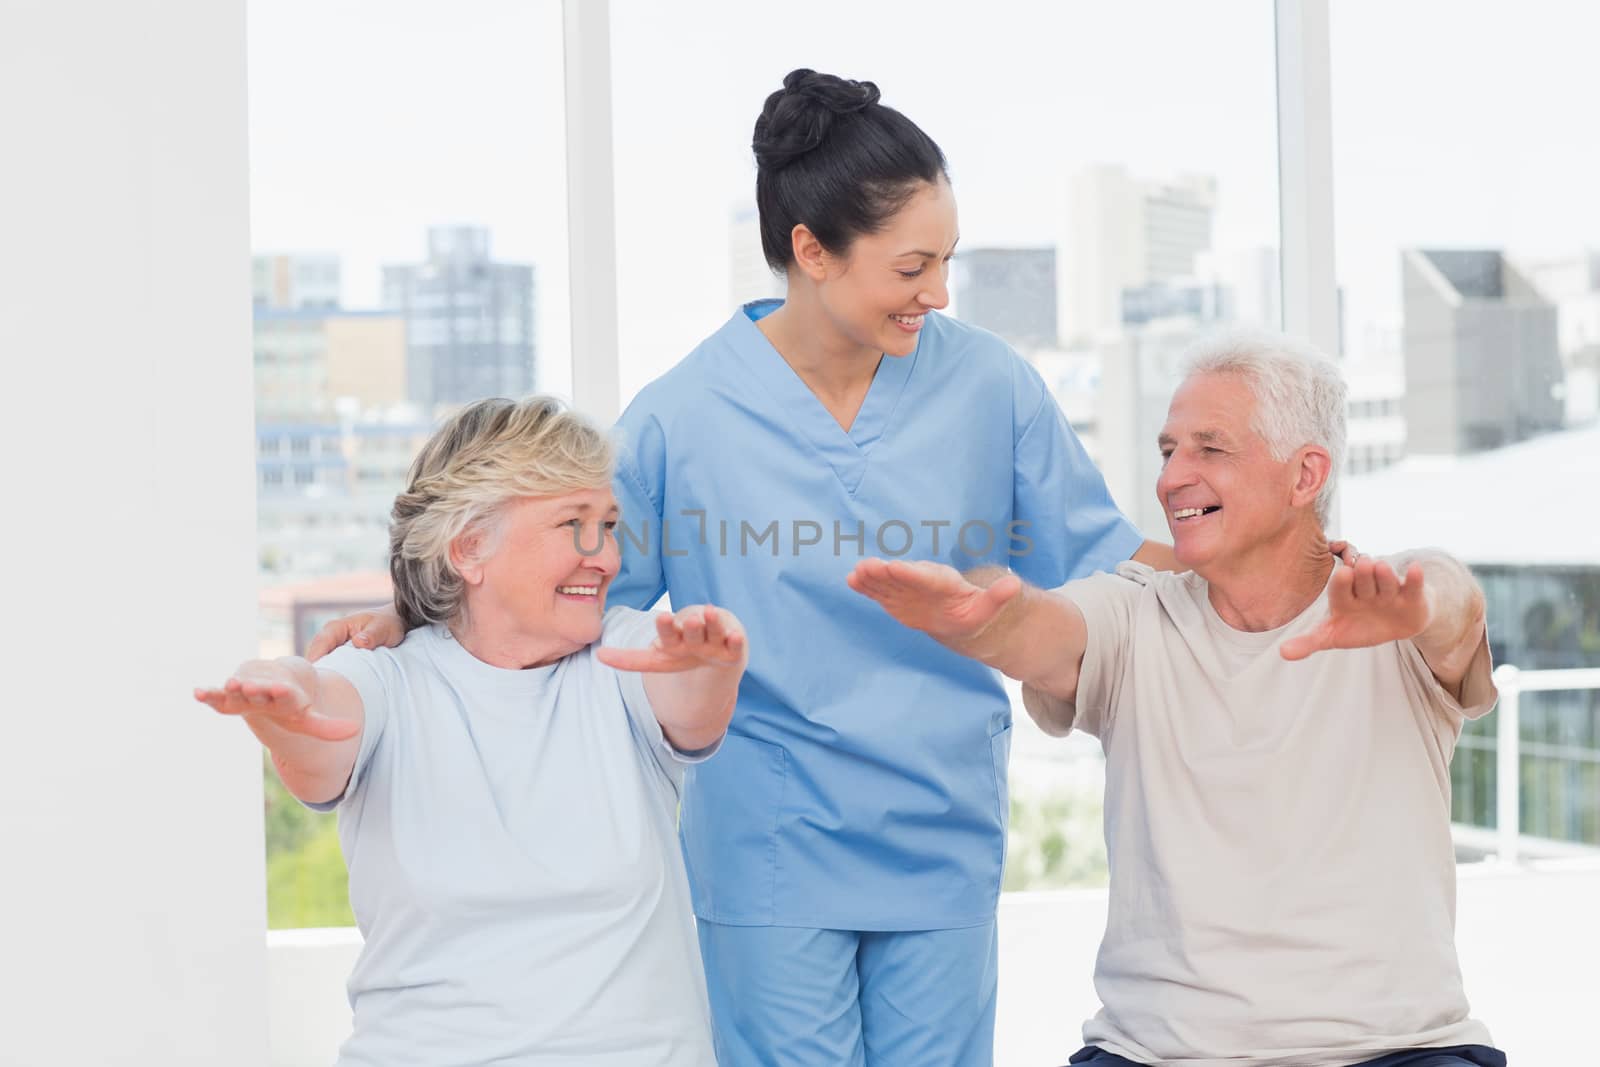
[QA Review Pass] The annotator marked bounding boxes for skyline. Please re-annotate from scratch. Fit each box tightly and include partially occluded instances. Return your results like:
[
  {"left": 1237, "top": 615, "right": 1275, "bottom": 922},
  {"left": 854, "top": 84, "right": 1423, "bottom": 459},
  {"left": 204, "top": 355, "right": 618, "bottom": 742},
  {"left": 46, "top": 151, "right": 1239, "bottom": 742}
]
[{"left": 248, "top": 0, "right": 1600, "bottom": 400}]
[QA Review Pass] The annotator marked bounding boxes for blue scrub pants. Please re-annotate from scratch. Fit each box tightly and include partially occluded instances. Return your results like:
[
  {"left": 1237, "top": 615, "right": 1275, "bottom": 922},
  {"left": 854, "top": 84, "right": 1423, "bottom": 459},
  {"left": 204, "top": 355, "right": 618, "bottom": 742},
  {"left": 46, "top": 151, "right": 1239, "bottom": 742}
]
[{"left": 697, "top": 920, "right": 998, "bottom": 1066}]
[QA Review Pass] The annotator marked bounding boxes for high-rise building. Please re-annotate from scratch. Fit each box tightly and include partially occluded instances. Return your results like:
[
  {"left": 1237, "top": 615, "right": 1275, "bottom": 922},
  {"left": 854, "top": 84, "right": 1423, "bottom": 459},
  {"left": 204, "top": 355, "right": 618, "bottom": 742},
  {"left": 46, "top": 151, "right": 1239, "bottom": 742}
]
[
  {"left": 955, "top": 248, "right": 1056, "bottom": 350},
  {"left": 383, "top": 226, "right": 536, "bottom": 410},
  {"left": 326, "top": 313, "right": 408, "bottom": 412},
  {"left": 1523, "top": 250, "right": 1600, "bottom": 360},
  {"left": 1057, "top": 166, "right": 1216, "bottom": 343},
  {"left": 1096, "top": 318, "right": 1204, "bottom": 539},
  {"left": 1197, "top": 246, "right": 1282, "bottom": 332},
  {"left": 1401, "top": 249, "right": 1564, "bottom": 454},
  {"left": 253, "top": 307, "right": 406, "bottom": 420},
  {"left": 1120, "top": 277, "right": 1230, "bottom": 328},
  {"left": 1343, "top": 364, "right": 1406, "bottom": 475},
  {"left": 255, "top": 416, "right": 438, "bottom": 579},
  {"left": 1524, "top": 250, "right": 1600, "bottom": 426},
  {"left": 253, "top": 253, "right": 341, "bottom": 310}
]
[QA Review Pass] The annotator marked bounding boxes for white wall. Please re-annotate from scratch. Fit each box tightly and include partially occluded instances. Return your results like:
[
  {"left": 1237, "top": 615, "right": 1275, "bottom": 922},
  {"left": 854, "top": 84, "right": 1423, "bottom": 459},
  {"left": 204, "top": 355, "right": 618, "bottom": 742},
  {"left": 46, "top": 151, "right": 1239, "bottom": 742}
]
[{"left": 0, "top": 2, "right": 268, "bottom": 1063}]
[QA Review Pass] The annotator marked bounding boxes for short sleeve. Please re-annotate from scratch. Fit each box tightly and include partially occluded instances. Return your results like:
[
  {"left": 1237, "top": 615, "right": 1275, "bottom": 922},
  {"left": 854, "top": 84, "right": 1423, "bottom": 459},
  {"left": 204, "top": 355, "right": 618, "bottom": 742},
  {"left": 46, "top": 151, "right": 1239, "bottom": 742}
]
[
  {"left": 1399, "top": 624, "right": 1499, "bottom": 732},
  {"left": 607, "top": 414, "right": 669, "bottom": 612},
  {"left": 1021, "top": 569, "right": 1142, "bottom": 742},
  {"left": 1009, "top": 358, "right": 1144, "bottom": 588},
  {"left": 599, "top": 607, "right": 724, "bottom": 794},
  {"left": 301, "top": 645, "right": 393, "bottom": 812}
]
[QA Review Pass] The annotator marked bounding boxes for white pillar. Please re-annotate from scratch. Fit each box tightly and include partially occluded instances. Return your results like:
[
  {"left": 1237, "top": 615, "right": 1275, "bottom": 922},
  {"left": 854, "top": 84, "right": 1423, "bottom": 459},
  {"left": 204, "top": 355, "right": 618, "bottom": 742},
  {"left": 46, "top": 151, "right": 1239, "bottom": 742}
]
[
  {"left": 0, "top": 1, "right": 269, "bottom": 1062},
  {"left": 1275, "top": 0, "right": 1339, "bottom": 358},
  {"left": 1275, "top": 0, "right": 1341, "bottom": 534},
  {"left": 563, "top": 0, "right": 622, "bottom": 426},
  {"left": 1492, "top": 665, "right": 1522, "bottom": 866}
]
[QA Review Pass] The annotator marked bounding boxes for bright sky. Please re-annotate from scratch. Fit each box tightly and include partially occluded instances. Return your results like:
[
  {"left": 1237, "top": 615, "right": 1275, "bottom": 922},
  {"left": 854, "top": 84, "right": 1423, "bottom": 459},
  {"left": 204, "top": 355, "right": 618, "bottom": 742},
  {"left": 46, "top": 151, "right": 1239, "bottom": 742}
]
[{"left": 247, "top": 0, "right": 1600, "bottom": 402}]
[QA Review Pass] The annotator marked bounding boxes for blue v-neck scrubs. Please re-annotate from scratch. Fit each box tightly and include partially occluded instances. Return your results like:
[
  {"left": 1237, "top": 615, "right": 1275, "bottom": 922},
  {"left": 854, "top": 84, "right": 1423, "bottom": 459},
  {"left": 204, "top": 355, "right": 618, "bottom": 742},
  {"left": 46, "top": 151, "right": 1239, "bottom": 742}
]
[{"left": 608, "top": 301, "right": 1140, "bottom": 1039}]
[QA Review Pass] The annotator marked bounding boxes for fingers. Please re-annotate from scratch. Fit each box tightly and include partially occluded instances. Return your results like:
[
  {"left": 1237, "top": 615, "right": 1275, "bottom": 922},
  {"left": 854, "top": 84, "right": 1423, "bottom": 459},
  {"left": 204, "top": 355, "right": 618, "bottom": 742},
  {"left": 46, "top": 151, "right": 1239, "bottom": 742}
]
[
  {"left": 1280, "top": 621, "right": 1334, "bottom": 661},
  {"left": 193, "top": 687, "right": 248, "bottom": 715},
  {"left": 1351, "top": 556, "right": 1379, "bottom": 600},
  {"left": 595, "top": 646, "right": 667, "bottom": 673},
  {"left": 305, "top": 619, "right": 351, "bottom": 662},
  {"left": 193, "top": 675, "right": 310, "bottom": 721},
  {"left": 1373, "top": 559, "right": 1401, "bottom": 599},
  {"left": 306, "top": 613, "right": 391, "bottom": 660},
  {"left": 847, "top": 558, "right": 967, "bottom": 609},
  {"left": 669, "top": 606, "right": 745, "bottom": 663}
]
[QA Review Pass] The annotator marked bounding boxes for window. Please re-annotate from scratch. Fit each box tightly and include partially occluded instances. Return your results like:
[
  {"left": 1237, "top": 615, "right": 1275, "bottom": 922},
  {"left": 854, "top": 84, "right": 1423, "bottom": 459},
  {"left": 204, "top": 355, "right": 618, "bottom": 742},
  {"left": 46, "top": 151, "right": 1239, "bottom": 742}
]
[
  {"left": 248, "top": 0, "right": 569, "bottom": 929},
  {"left": 1331, "top": 0, "right": 1599, "bottom": 853}
]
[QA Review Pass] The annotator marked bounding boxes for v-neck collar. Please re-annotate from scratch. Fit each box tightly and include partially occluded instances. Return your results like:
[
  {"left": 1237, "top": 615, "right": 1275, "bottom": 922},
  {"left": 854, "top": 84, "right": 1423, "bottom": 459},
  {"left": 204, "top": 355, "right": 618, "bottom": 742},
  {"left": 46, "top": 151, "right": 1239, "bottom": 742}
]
[{"left": 729, "top": 300, "right": 918, "bottom": 496}]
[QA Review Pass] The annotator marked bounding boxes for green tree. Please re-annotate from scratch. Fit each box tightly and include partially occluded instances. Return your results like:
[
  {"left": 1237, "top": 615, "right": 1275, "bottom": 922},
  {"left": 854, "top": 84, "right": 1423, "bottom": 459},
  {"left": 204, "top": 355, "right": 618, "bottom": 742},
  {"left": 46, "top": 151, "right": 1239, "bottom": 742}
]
[{"left": 263, "top": 756, "right": 354, "bottom": 929}]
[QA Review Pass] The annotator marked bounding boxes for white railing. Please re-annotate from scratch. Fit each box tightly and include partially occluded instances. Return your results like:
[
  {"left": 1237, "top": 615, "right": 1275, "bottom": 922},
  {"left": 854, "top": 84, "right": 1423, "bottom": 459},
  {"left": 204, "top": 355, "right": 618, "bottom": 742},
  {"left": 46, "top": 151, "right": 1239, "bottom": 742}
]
[{"left": 1479, "top": 664, "right": 1600, "bottom": 865}]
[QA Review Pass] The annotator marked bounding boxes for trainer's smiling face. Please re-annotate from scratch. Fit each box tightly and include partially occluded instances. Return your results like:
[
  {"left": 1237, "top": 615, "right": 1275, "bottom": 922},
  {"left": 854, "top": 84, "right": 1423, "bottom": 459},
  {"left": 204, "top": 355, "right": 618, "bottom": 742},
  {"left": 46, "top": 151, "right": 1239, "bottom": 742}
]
[{"left": 812, "top": 176, "right": 959, "bottom": 359}]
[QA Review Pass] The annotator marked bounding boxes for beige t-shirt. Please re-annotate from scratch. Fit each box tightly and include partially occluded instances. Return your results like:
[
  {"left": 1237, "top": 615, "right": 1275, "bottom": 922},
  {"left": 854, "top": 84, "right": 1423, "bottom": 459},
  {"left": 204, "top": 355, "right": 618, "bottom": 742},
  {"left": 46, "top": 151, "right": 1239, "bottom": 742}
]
[{"left": 1023, "top": 561, "right": 1497, "bottom": 1067}]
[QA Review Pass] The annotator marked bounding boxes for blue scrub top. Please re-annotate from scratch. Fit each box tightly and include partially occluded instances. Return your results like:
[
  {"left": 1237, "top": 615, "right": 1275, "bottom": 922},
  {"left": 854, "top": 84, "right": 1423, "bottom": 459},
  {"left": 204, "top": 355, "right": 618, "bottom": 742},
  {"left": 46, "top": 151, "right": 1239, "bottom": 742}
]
[{"left": 608, "top": 301, "right": 1142, "bottom": 930}]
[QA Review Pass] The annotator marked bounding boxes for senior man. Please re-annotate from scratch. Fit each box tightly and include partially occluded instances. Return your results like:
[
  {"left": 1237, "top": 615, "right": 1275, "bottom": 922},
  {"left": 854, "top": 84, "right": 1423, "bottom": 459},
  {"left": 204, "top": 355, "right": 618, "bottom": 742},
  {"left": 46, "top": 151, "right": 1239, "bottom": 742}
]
[{"left": 848, "top": 331, "right": 1504, "bottom": 1067}]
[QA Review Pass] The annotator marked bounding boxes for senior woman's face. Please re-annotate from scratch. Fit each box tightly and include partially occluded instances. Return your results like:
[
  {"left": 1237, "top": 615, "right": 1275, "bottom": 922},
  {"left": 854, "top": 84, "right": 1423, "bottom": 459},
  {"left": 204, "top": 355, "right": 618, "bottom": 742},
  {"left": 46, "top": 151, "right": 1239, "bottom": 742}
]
[{"left": 471, "top": 485, "right": 621, "bottom": 654}]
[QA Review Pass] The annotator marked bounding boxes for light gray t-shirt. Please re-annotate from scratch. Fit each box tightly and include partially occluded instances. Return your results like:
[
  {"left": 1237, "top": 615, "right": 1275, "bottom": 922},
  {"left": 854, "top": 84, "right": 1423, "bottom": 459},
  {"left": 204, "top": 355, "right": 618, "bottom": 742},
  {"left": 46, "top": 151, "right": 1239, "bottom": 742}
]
[
  {"left": 1024, "top": 561, "right": 1497, "bottom": 1067},
  {"left": 313, "top": 607, "right": 718, "bottom": 1067}
]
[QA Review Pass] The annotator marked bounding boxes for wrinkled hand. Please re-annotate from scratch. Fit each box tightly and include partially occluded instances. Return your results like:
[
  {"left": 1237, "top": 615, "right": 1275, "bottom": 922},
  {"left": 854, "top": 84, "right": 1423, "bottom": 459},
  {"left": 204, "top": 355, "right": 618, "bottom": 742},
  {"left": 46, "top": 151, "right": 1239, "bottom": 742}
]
[
  {"left": 1280, "top": 557, "right": 1428, "bottom": 661},
  {"left": 596, "top": 606, "right": 747, "bottom": 673},
  {"left": 846, "top": 558, "right": 1021, "bottom": 644},
  {"left": 306, "top": 609, "right": 406, "bottom": 661},
  {"left": 193, "top": 661, "right": 360, "bottom": 741}
]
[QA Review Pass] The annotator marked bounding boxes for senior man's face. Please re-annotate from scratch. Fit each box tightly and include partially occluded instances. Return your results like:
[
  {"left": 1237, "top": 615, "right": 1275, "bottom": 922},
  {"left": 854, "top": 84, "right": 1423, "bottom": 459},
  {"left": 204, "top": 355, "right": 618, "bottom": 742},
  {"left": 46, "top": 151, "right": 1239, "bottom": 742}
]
[
  {"left": 1155, "top": 372, "right": 1300, "bottom": 572},
  {"left": 473, "top": 486, "right": 621, "bottom": 653}
]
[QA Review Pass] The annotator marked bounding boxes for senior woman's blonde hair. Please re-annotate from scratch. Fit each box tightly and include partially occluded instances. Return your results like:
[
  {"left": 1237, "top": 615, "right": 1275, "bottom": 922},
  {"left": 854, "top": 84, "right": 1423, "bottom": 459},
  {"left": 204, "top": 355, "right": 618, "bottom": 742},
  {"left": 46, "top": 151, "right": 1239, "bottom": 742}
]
[{"left": 389, "top": 396, "right": 613, "bottom": 629}]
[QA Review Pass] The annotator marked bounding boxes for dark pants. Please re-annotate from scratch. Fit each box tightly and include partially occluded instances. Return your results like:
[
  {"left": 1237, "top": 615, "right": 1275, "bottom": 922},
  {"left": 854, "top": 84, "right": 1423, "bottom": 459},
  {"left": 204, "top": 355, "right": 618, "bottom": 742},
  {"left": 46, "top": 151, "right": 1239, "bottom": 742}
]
[{"left": 1067, "top": 1044, "right": 1507, "bottom": 1067}]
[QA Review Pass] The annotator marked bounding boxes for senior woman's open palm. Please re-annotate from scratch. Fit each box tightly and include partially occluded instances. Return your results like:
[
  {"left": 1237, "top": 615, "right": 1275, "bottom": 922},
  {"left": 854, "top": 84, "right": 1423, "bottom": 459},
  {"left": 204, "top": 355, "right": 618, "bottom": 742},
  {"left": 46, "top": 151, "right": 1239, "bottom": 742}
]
[
  {"left": 193, "top": 661, "right": 360, "bottom": 741},
  {"left": 596, "top": 605, "right": 747, "bottom": 673}
]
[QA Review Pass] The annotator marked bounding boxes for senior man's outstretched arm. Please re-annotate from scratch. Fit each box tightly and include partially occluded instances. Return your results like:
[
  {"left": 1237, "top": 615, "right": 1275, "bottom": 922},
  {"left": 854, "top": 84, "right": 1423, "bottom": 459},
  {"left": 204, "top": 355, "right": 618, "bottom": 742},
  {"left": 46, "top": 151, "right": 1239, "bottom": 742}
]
[
  {"left": 1280, "top": 550, "right": 1487, "bottom": 699},
  {"left": 847, "top": 559, "right": 1090, "bottom": 732}
]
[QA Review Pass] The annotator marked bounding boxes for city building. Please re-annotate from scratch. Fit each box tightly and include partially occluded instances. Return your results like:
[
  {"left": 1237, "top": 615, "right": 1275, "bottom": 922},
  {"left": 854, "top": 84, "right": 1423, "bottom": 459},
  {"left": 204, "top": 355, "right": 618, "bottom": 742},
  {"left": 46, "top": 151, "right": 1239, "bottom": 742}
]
[
  {"left": 255, "top": 417, "right": 437, "bottom": 579},
  {"left": 1120, "top": 277, "right": 1230, "bottom": 328},
  {"left": 1342, "top": 424, "right": 1600, "bottom": 849},
  {"left": 1196, "top": 246, "right": 1282, "bottom": 332},
  {"left": 1401, "top": 249, "right": 1564, "bottom": 454},
  {"left": 955, "top": 248, "right": 1057, "bottom": 350},
  {"left": 253, "top": 307, "right": 406, "bottom": 420},
  {"left": 1523, "top": 249, "right": 1600, "bottom": 426},
  {"left": 253, "top": 252, "right": 341, "bottom": 310},
  {"left": 1344, "top": 363, "right": 1407, "bottom": 475},
  {"left": 1057, "top": 165, "right": 1216, "bottom": 343},
  {"left": 383, "top": 226, "right": 536, "bottom": 410}
]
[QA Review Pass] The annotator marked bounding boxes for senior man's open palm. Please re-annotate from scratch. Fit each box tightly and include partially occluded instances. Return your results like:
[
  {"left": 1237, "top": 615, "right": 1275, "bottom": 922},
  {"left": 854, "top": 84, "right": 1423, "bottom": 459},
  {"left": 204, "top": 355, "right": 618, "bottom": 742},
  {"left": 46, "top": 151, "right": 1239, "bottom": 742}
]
[
  {"left": 847, "top": 558, "right": 1023, "bottom": 646},
  {"left": 1280, "top": 557, "right": 1430, "bottom": 661}
]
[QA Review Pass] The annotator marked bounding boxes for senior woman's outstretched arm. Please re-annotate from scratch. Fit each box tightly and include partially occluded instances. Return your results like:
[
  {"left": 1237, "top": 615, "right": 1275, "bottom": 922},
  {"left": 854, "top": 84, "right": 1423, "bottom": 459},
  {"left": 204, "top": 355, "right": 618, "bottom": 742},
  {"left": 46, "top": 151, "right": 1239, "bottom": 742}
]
[
  {"left": 194, "top": 660, "right": 366, "bottom": 804},
  {"left": 597, "top": 605, "right": 748, "bottom": 753}
]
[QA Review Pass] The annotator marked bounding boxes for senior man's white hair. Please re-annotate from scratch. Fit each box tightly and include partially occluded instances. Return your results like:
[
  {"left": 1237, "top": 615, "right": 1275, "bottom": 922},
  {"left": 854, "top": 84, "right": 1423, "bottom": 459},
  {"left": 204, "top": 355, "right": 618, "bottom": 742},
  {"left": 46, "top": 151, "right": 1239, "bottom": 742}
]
[{"left": 1180, "top": 329, "right": 1348, "bottom": 526}]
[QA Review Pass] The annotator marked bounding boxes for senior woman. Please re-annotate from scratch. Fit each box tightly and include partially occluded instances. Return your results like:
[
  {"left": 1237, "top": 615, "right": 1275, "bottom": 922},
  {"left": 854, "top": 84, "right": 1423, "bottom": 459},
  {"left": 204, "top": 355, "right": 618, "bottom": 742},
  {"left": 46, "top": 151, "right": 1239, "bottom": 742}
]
[{"left": 193, "top": 396, "right": 743, "bottom": 1066}]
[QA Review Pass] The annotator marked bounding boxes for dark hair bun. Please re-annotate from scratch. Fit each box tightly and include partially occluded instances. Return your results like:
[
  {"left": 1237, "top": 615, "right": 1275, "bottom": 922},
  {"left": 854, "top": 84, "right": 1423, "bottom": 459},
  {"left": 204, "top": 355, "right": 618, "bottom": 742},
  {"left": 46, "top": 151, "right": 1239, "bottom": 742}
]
[{"left": 753, "top": 68, "right": 882, "bottom": 171}]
